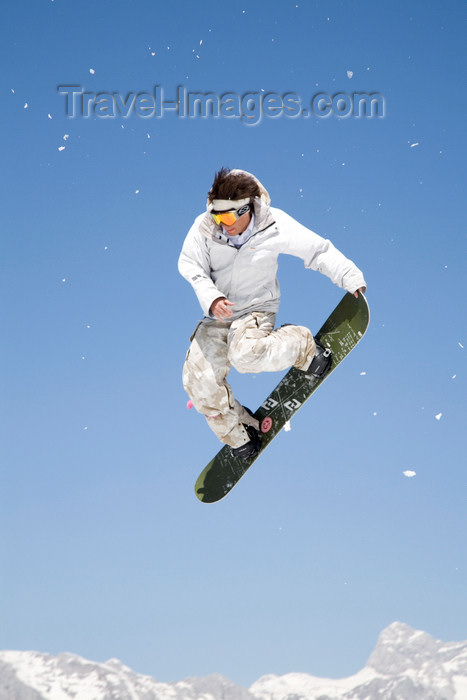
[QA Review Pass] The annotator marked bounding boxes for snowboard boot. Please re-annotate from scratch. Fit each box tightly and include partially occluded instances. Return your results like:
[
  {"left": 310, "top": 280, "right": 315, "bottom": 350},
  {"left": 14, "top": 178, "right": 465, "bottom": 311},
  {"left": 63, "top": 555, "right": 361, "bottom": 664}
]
[
  {"left": 231, "top": 424, "right": 261, "bottom": 460},
  {"left": 304, "top": 340, "right": 332, "bottom": 378},
  {"left": 230, "top": 407, "right": 261, "bottom": 460}
]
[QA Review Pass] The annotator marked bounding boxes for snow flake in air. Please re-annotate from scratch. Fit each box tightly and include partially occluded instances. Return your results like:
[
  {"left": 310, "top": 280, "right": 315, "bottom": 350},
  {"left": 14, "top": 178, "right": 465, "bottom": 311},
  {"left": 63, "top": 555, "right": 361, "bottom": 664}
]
[
  {"left": 58, "top": 146, "right": 65, "bottom": 151},
  {"left": 89, "top": 68, "right": 95, "bottom": 75},
  {"left": 410, "top": 142, "right": 420, "bottom": 148},
  {"left": 435, "top": 413, "right": 442, "bottom": 421},
  {"left": 347, "top": 70, "right": 354, "bottom": 79},
  {"left": 403, "top": 470, "right": 416, "bottom": 478}
]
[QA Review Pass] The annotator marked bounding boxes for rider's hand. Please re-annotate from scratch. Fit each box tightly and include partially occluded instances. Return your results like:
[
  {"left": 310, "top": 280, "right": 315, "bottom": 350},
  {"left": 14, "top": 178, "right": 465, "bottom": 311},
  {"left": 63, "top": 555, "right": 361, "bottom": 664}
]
[{"left": 210, "top": 297, "right": 235, "bottom": 321}]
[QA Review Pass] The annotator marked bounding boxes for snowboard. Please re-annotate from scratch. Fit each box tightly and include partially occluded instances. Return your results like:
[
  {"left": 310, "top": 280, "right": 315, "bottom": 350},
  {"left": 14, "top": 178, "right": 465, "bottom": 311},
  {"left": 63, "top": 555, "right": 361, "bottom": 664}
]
[{"left": 195, "top": 292, "right": 369, "bottom": 503}]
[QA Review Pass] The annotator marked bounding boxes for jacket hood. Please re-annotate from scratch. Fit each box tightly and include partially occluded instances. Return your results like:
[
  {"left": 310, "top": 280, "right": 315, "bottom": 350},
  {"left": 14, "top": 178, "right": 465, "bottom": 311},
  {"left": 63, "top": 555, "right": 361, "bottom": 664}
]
[{"left": 205, "top": 169, "right": 271, "bottom": 210}]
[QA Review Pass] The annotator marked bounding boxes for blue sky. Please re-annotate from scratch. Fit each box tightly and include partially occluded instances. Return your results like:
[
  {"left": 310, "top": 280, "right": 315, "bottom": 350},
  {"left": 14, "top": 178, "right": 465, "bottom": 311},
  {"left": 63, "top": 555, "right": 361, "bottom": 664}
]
[{"left": 1, "top": 0, "right": 466, "bottom": 688}]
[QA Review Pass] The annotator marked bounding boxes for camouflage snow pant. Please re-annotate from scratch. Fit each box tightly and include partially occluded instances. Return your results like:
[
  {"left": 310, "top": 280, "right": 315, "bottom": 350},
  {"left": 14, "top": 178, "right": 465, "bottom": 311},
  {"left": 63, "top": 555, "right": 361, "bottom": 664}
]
[{"left": 182, "top": 312, "right": 316, "bottom": 448}]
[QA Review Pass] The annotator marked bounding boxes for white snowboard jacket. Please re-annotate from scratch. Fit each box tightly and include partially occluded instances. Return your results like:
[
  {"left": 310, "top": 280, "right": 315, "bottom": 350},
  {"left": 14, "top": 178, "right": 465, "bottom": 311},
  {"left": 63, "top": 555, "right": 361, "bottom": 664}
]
[{"left": 178, "top": 181, "right": 366, "bottom": 321}]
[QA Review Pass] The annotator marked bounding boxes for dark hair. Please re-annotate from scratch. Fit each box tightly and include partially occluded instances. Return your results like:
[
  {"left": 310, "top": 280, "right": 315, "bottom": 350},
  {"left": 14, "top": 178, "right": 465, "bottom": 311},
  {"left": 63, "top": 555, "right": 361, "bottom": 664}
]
[{"left": 208, "top": 168, "right": 260, "bottom": 203}]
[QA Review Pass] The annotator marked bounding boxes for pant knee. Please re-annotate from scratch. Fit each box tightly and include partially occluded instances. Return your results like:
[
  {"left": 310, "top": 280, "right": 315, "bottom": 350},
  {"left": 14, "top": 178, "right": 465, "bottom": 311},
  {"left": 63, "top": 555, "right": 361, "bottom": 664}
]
[
  {"left": 228, "top": 313, "right": 274, "bottom": 373},
  {"left": 229, "top": 337, "right": 266, "bottom": 373}
]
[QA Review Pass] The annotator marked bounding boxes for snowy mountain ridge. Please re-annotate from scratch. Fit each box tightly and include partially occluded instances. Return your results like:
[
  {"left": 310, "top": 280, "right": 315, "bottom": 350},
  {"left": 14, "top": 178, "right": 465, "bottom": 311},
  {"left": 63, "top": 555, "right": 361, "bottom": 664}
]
[{"left": 1, "top": 622, "right": 467, "bottom": 700}]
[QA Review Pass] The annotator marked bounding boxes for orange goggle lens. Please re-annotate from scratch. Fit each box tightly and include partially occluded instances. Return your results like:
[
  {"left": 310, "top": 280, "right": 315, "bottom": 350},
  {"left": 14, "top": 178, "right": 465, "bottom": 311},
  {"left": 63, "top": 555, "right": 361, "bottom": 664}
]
[
  {"left": 211, "top": 203, "right": 250, "bottom": 227},
  {"left": 211, "top": 210, "right": 239, "bottom": 226}
]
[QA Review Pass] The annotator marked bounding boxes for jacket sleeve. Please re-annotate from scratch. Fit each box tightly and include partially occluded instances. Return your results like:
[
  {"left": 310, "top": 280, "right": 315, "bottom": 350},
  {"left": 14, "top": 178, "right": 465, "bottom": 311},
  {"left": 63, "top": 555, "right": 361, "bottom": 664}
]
[
  {"left": 178, "top": 217, "right": 224, "bottom": 317},
  {"left": 273, "top": 208, "right": 367, "bottom": 294}
]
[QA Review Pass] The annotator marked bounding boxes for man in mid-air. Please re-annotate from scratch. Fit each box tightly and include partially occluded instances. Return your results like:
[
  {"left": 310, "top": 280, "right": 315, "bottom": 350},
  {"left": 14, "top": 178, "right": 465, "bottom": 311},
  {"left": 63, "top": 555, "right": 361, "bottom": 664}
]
[{"left": 179, "top": 168, "right": 367, "bottom": 459}]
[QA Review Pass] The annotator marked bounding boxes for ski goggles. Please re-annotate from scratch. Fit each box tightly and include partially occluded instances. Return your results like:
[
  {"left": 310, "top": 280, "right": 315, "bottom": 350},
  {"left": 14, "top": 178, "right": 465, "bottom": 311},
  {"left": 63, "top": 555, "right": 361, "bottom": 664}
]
[{"left": 210, "top": 203, "right": 251, "bottom": 226}]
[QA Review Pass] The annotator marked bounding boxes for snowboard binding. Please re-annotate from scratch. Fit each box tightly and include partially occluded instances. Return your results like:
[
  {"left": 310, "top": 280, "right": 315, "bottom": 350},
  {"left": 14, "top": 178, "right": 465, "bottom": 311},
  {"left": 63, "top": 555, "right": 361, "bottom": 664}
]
[
  {"left": 230, "top": 407, "right": 262, "bottom": 460},
  {"left": 304, "top": 340, "right": 332, "bottom": 378},
  {"left": 230, "top": 424, "right": 261, "bottom": 460}
]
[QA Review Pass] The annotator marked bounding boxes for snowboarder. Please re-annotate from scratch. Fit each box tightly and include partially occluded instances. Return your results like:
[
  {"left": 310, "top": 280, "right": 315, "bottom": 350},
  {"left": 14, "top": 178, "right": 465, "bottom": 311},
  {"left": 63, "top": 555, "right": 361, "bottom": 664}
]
[{"left": 179, "top": 168, "right": 366, "bottom": 459}]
